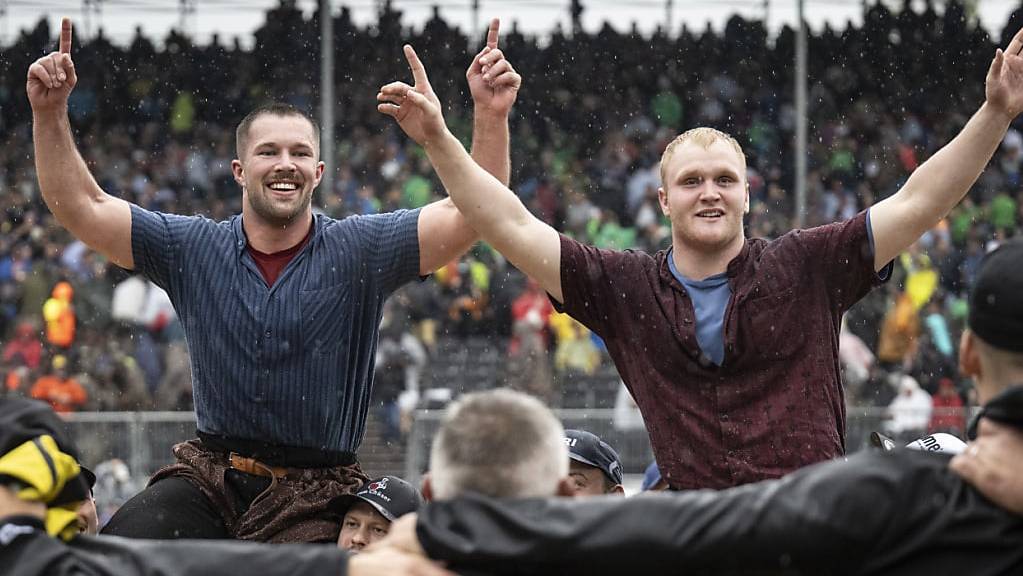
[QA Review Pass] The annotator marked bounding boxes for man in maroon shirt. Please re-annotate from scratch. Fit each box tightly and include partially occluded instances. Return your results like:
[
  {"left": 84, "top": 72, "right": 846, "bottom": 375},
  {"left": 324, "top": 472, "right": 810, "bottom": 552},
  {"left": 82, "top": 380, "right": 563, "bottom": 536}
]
[{"left": 378, "top": 30, "right": 1023, "bottom": 489}]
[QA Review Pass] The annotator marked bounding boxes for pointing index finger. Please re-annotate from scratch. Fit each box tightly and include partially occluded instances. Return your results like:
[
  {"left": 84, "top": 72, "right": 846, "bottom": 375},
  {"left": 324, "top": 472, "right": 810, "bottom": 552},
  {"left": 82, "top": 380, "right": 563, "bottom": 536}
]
[
  {"left": 486, "top": 18, "right": 500, "bottom": 49},
  {"left": 403, "top": 44, "right": 431, "bottom": 89},
  {"left": 59, "top": 17, "right": 72, "bottom": 54}
]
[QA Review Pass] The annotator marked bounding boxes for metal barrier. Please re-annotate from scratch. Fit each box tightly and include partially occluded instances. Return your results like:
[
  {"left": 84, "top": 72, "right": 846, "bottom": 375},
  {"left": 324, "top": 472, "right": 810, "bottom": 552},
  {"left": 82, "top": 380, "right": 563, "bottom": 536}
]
[{"left": 63, "top": 411, "right": 197, "bottom": 478}]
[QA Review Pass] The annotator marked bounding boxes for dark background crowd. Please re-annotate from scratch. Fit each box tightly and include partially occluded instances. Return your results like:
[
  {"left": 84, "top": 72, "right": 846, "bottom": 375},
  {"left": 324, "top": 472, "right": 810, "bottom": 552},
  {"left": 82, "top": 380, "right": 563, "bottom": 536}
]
[{"left": 2, "top": 0, "right": 1022, "bottom": 448}]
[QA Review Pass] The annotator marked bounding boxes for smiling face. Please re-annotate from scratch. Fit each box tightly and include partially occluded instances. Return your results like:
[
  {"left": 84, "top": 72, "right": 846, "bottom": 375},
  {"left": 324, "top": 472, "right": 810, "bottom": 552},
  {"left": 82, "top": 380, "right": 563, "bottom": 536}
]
[
  {"left": 658, "top": 131, "right": 749, "bottom": 255},
  {"left": 232, "top": 113, "right": 324, "bottom": 228}
]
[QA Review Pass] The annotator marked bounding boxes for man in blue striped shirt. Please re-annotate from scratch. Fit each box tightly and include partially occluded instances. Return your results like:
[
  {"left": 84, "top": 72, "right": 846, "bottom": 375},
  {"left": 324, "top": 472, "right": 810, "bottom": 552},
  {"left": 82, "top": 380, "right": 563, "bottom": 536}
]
[{"left": 28, "top": 17, "right": 520, "bottom": 543}]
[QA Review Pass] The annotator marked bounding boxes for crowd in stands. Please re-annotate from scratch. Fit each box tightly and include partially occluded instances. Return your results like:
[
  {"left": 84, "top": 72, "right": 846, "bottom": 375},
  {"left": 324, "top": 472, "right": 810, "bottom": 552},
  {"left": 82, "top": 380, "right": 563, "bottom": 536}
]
[{"left": 2, "top": 0, "right": 1022, "bottom": 446}]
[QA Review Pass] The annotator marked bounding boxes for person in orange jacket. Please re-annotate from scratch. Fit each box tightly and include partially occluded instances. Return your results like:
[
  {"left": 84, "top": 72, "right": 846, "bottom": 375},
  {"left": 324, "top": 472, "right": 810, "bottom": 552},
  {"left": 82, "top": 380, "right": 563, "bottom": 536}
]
[
  {"left": 42, "top": 281, "right": 76, "bottom": 349},
  {"left": 30, "top": 355, "right": 86, "bottom": 413}
]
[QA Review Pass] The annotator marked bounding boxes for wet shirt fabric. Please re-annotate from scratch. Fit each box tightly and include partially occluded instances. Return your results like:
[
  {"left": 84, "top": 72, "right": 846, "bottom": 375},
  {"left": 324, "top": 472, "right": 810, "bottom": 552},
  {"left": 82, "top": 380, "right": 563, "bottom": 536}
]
[
  {"left": 130, "top": 205, "right": 421, "bottom": 452},
  {"left": 556, "top": 210, "right": 890, "bottom": 489}
]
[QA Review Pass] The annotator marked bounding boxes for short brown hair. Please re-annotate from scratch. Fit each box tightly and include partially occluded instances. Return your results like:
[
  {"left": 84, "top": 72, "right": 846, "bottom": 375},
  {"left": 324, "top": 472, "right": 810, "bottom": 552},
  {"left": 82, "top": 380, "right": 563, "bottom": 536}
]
[
  {"left": 235, "top": 103, "right": 321, "bottom": 159},
  {"left": 659, "top": 127, "right": 747, "bottom": 186}
]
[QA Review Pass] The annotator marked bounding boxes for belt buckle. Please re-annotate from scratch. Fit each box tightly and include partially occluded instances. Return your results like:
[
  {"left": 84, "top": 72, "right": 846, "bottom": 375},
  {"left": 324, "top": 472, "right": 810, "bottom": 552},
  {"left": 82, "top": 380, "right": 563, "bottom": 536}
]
[{"left": 229, "top": 452, "right": 289, "bottom": 481}]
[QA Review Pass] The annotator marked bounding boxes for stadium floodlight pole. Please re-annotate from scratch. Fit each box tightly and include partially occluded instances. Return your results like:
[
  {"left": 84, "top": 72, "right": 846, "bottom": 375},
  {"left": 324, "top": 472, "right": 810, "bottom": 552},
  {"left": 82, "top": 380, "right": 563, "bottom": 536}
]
[
  {"left": 81, "top": 0, "right": 92, "bottom": 39},
  {"left": 665, "top": 0, "right": 673, "bottom": 36},
  {"left": 320, "top": 0, "right": 336, "bottom": 205},
  {"left": 0, "top": 0, "right": 7, "bottom": 45},
  {"left": 178, "top": 0, "right": 196, "bottom": 38},
  {"left": 794, "top": 0, "right": 808, "bottom": 228},
  {"left": 472, "top": 0, "right": 480, "bottom": 39}
]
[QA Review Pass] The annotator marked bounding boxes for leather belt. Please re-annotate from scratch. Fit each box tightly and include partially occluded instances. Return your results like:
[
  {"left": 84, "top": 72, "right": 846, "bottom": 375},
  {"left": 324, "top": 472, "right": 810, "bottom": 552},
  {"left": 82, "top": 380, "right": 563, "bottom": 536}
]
[{"left": 229, "top": 453, "right": 289, "bottom": 480}]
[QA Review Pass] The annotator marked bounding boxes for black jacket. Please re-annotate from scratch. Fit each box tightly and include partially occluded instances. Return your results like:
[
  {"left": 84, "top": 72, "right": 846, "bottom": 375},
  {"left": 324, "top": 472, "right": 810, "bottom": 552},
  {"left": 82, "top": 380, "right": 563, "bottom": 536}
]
[
  {"left": 0, "top": 516, "right": 347, "bottom": 576},
  {"left": 417, "top": 450, "right": 1023, "bottom": 575}
]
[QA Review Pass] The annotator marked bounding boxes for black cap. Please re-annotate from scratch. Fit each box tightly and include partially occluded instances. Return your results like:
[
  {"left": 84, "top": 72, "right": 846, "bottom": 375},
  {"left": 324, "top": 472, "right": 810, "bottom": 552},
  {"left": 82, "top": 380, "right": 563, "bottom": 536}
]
[
  {"left": 79, "top": 465, "right": 96, "bottom": 492},
  {"left": 564, "top": 429, "right": 623, "bottom": 486},
  {"left": 332, "top": 475, "right": 422, "bottom": 522},
  {"left": 0, "top": 398, "right": 90, "bottom": 505},
  {"left": 969, "top": 239, "right": 1023, "bottom": 352}
]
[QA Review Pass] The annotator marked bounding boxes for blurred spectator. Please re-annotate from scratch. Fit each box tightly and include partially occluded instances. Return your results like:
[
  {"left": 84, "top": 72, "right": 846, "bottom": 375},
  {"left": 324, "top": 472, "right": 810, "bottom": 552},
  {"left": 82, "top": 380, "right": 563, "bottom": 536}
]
[
  {"left": 29, "top": 354, "right": 87, "bottom": 413},
  {"left": 928, "top": 377, "right": 966, "bottom": 436},
  {"left": 640, "top": 460, "right": 668, "bottom": 492},
  {"left": 839, "top": 320, "right": 875, "bottom": 392},
  {"left": 923, "top": 298, "right": 955, "bottom": 359},
  {"left": 91, "top": 458, "right": 139, "bottom": 528},
  {"left": 2, "top": 321, "right": 42, "bottom": 370},
  {"left": 552, "top": 314, "right": 602, "bottom": 377},
  {"left": 42, "top": 281, "right": 76, "bottom": 350},
  {"left": 506, "top": 279, "right": 555, "bottom": 404},
  {"left": 613, "top": 381, "right": 645, "bottom": 433},
  {"left": 884, "top": 373, "right": 932, "bottom": 442},
  {"left": 877, "top": 292, "right": 921, "bottom": 371},
  {"left": 375, "top": 301, "right": 428, "bottom": 442}
]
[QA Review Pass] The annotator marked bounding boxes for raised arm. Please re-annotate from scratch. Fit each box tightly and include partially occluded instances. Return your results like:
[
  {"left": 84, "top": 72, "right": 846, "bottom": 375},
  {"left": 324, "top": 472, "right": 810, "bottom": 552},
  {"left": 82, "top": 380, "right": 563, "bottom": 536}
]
[
  {"left": 869, "top": 28, "right": 1023, "bottom": 270},
  {"left": 379, "top": 45, "right": 564, "bottom": 302},
  {"left": 415, "top": 19, "right": 520, "bottom": 275},
  {"left": 27, "top": 18, "right": 133, "bottom": 269}
]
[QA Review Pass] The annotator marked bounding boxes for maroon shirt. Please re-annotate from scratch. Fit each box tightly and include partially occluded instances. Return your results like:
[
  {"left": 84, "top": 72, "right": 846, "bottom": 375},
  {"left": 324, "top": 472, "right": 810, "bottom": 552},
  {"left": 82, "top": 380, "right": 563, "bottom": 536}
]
[
  {"left": 556, "top": 210, "right": 886, "bottom": 489},
  {"left": 248, "top": 226, "right": 312, "bottom": 287}
]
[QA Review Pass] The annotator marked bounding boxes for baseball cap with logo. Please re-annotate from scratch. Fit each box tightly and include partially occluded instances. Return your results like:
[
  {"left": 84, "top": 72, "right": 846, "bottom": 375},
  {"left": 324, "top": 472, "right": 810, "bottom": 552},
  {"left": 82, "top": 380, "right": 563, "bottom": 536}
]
[
  {"left": 969, "top": 238, "right": 1023, "bottom": 353},
  {"left": 331, "top": 475, "right": 422, "bottom": 522},
  {"left": 564, "top": 429, "right": 623, "bottom": 486},
  {"left": 870, "top": 431, "right": 967, "bottom": 455}
]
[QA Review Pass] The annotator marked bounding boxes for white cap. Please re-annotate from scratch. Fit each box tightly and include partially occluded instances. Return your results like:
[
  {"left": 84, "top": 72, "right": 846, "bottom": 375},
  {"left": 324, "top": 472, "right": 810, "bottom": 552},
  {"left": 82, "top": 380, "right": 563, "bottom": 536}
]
[{"left": 905, "top": 432, "right": 967, "bottom": 455}]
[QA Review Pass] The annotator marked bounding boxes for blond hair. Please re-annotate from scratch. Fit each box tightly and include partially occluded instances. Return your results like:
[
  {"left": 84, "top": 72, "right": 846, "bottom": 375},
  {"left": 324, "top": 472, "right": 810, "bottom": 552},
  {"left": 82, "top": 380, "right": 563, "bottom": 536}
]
[{"left": 659, "top": 127, "right": 747, "bottom": 186}]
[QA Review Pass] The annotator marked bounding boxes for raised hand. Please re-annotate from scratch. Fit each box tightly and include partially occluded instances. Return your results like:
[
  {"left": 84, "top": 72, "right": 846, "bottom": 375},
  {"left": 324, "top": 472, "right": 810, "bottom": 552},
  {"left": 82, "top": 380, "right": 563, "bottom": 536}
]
[
  {"left": 377, "top": 45, "right": 448, "bottom": 146},
  {"left": 466, "top": 18, "right": 521, "bottom": 117},
  {"left": 986, "top": 27, "right": 1023, "bottom": 119},
  {"left": 27, "top": 17, "right": 77, "bottom": 114}
]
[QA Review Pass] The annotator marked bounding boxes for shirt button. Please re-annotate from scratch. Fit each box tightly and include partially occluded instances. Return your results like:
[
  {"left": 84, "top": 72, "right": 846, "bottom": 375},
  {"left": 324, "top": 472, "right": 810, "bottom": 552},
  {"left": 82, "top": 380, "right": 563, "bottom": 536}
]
[{"left": 265, "top": 329, "right": 272, "bottom": 338}]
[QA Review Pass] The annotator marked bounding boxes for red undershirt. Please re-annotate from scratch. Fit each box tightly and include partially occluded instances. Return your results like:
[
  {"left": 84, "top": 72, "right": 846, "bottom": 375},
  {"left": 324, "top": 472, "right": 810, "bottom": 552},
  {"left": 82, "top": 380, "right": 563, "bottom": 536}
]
[{"left": 247, "top": 225, "right": 313, "bottom": 287}]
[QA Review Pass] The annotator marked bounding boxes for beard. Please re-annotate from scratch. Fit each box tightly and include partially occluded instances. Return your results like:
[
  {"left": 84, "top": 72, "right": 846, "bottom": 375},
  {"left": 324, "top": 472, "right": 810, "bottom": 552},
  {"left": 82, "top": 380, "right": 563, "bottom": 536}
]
[{"left": 246, "top": 184, "right": 313, "bottom": 227}]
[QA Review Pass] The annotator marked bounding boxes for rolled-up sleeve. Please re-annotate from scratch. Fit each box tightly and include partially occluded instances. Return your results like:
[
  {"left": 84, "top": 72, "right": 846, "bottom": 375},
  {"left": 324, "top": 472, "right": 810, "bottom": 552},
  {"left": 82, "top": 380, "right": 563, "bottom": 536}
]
[{"left": 129, "top": 204, "right": 196, "bottom": 292}]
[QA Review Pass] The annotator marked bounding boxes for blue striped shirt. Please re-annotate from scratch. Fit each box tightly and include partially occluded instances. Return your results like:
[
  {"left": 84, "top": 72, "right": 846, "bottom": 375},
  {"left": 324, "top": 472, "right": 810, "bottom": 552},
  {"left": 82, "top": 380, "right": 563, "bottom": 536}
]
[{"left": 130, "top": 204, "right": 421, "bottom": 452}]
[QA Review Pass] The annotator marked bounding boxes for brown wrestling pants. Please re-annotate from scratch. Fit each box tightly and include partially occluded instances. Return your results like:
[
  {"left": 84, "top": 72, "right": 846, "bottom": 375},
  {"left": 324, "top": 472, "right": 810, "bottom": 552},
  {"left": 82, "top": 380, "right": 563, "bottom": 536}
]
[{"left": 102, "top": 439, "right": 368, "bottom": 543}]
